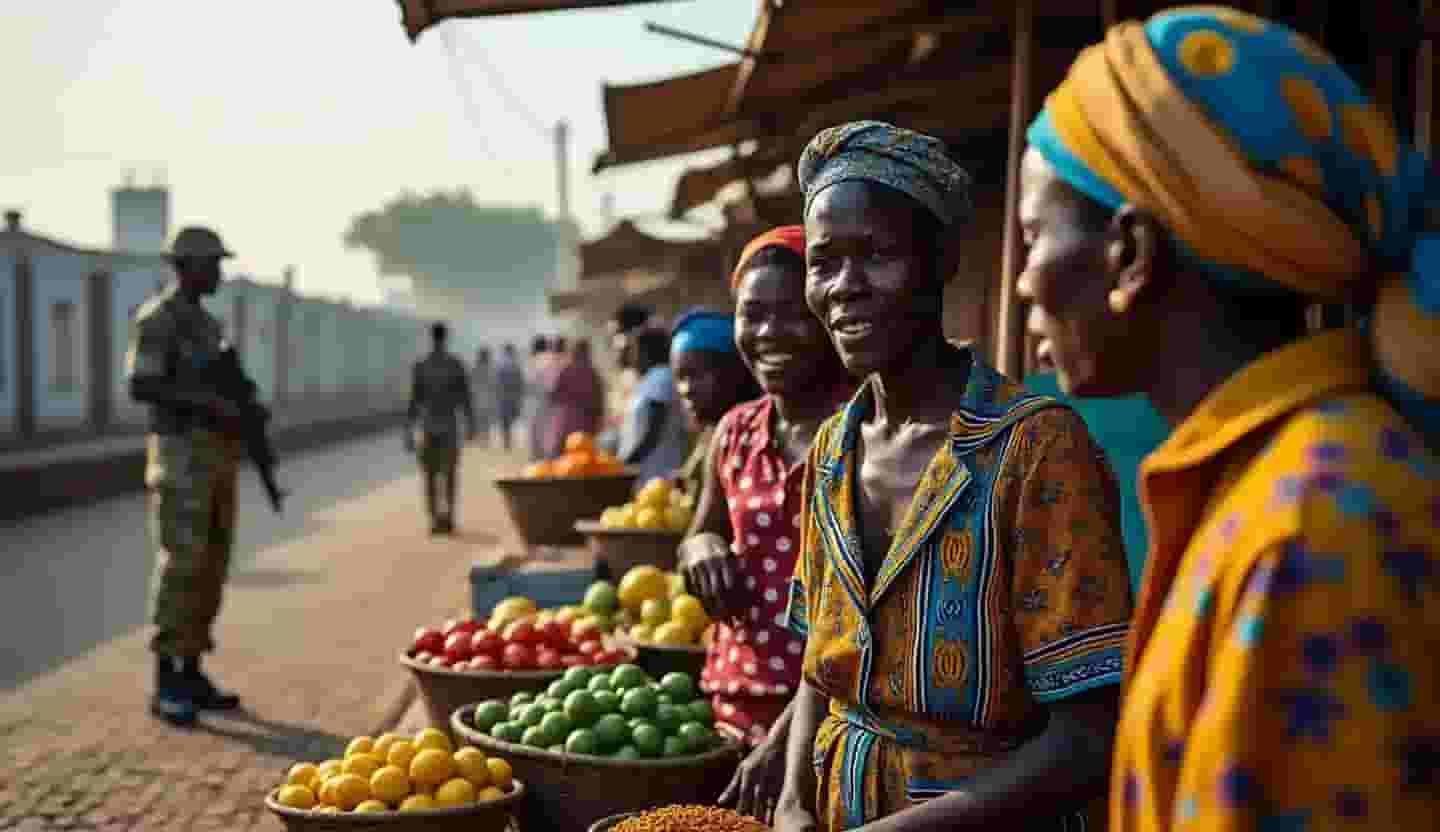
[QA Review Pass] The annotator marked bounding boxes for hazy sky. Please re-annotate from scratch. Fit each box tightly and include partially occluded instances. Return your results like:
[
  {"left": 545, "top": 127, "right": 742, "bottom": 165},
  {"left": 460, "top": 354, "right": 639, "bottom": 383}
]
[{"left": 0, "top": 0, "right": 753, "bottom": 305}]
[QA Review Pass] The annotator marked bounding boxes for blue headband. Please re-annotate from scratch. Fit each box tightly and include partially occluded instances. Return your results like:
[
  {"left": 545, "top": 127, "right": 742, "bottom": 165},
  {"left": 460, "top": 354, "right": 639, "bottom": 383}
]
[{"left": 670, "top": 309, "right": 736, "bottom": 358}]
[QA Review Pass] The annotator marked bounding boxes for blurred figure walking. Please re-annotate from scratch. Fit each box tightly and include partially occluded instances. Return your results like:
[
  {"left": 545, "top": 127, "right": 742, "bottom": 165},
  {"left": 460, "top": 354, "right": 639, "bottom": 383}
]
[
  {"left": 471, "top": 347, "right": 496, "bottom": 448},
  {"left": 543, "top": 339, "right": 606, "bottom": 458},
  {"left": 494, "top": 343, "right": 525, "bottom": 452},
  {"left": 405, "top": 322, "right": 476, "bottom": 535}
]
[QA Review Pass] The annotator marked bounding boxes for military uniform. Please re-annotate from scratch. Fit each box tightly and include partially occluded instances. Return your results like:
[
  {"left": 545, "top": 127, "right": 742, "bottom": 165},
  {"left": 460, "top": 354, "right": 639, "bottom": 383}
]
[
  {"left": 127, "top": 283, "right": 243, "bottom": 658},
  {"left": 409, "top": 350, "right": 474, "bottom": 531}
]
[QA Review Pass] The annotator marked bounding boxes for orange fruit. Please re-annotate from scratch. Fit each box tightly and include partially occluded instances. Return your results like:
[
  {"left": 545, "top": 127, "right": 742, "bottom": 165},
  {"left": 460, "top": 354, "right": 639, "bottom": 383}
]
[
  {"left": 484, "top": 757, "right": 513, "bottom": 791},
  {"left": 523, "top": 461, "right": 552, "bottom": 479},
  {"left": 330, "top": 773, "right": 371, "bottom": 810},
  {"left": 434, "top": 777, "right": 477, "bottom": 807},
  {"left": 564, "top": 432, "right": 595, "bottom": 454},
  {"left": 478, "top": 785, "right": 507, "bottom": 803},
  {"left": 345, "top": 737, "right": 375, "bottom": 758},
  {"left": 552, "top": 456, "right": 583, "bottom": 477},
  {"left": 410, "top": 748, "right": 455, "bottom": 788},
  {"left": 276, "top": 784, "right": 316, "bottom": 810}
]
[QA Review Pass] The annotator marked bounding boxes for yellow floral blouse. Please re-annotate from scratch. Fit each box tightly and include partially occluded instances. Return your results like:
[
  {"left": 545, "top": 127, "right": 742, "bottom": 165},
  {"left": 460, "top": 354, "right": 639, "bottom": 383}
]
[
  {"left": 786, "top": 353, "right": 1134, "bottom": 831},
  {"left": 1111, "top": 329, "right": 1440, "bottom": 831}
]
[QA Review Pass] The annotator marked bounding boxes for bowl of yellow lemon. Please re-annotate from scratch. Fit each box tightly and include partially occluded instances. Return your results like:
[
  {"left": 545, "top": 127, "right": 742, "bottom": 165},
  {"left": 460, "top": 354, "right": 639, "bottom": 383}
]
[
  {"left": 265, "top": 728, "right": 524, "bottom": 832},
  {"left": 604, "top": 564, "right": 713, "bottom": 681},
  {"left": 576, "top": 478, "right": 694, "bottom": 576}
]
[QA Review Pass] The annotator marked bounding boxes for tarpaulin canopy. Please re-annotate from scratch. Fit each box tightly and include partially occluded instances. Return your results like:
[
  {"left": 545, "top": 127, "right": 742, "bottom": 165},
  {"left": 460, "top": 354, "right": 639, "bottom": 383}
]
[
  {"left": 578, "top": 220, "right": 714, "bottom": 281},
  {"left": 592, "top": 65, "right": 756, "bottom": 172},
  {"left": 397, "top": 0, "right": 685, "bottom": 41}
]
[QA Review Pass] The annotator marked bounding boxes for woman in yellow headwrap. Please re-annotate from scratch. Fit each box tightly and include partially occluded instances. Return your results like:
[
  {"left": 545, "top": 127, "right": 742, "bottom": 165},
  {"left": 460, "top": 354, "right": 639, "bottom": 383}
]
[{"left": 1015, "top": 6, "right": 1439, "bottom": 830}]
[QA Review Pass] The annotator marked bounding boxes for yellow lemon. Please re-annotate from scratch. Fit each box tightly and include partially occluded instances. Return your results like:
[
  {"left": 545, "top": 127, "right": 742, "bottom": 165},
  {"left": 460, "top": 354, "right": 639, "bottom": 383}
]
[
  {"left": 354, "top": 800, "right": 388, "bottom": 814},
  {"left": 636, "top": 478, "right": 672, "bottom": 509},
  {"left": 618, "top": 565, "right": 668, "bottom": 612},
  {"left": 370, "top": 765, "right": 411, "bottom": 804},
  {"left": 664, "top": 504, "right": 692, "bottom": 532},
  {"left": 666, "top": 572, "right": 685, "bottom": 599},
  {"left": 629, "top": 623, "right": 655, "bottom": 643},
  {"left": 670, "top": 594, "right": 709, "bottom": 631},
  {"left": 614, "top": 504, "right": 638, "bottom": 528},
  {"left": 414, "top": 728, "right": 454, "bottom": 754},
  {"left": 286, "top": 762, "right": 320, "bottom": 788},
  {"left": 484, "top": 757, "right": 513, "bottom": 791},
  {"left": 478, "top": 785, "right": 507, "bottom": 803},
  {"left": 639, "top": 597, "right": 670, "bottom": 627},
  {"left": 344, "top": 736, "right": 375, "bottom": 758},
  {"left": 453, "top": 747, "right": 489, "bottom": 786},
  {"left": 371, "top": 732, "right": 402, "bottom": 758},
  {"left": 342, "top": 753, "right": 383, "bottom": 780},
  {"left": 398, "top": 793, "right": 436, "bottom": 812},
  {"left": 316, "top": 805, "right": 342, "bottom": 814},
  {"left": 653, "top": 621, "right": 695, "bottom": 646},
  {"left": 386, "top": 740, "right": 417, "bottom": 771},
  {"left": 489, "top": 597, "right": 538, "bottom": 629},
  {"left": 331, "top": 773, "right": 371, "bottom": 811},
  {"left": 634, "top": 507, "right": 664, "bottom": 530},
  {"left": 317, "top": 759, "right": 344, "bottom": 782},
  {"left": 410, "top": 748, "right": 455, "bottom": 788},
  {"left": 600, "top": 507, "right": 622, "bottom": 528},
  {"left": 276, "top": 784, "right": 316, "bottom": 810},
  {"left": 434, "top": 777, "right": 477, "bottom": 808}
]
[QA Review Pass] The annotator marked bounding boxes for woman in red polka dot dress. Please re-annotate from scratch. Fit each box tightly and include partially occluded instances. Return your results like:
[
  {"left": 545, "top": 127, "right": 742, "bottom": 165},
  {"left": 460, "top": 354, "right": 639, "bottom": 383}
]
[{"left": 679, "top": 225, "right": 853, "bottom": 822}]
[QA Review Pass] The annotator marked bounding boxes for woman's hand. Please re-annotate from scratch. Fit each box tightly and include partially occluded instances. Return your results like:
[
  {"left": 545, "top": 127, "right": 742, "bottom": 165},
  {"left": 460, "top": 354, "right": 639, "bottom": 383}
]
[
  {"left": 771, "top": 792, "right": 818, "bottom": 832},
  {"left": 719, "top": 730, "right": 789, "bottom": 823},
  {"left": 679, "top": 532, "right": 739, "bottom": 621}
]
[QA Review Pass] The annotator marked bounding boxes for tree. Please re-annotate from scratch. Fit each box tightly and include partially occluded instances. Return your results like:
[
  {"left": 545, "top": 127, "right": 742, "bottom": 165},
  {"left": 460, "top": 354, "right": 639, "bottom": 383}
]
[{"left": 344, "top": 189, "right": 559, "bottom": 331}]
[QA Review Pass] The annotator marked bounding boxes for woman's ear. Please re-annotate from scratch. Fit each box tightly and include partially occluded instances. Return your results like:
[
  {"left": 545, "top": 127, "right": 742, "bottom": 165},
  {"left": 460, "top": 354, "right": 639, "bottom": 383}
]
[{"left": 1106, "top": 205, "right": 1167, "bottom": 315}]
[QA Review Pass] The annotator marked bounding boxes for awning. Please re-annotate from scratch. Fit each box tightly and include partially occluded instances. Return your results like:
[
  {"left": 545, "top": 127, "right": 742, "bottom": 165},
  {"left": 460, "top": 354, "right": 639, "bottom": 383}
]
[
  {"left": 397, "top": 0, "right": 685, "bottom": 41},
  {"left": 592, "top": 65, "right": 757, "bottom": 172},
  {"left": 578, "top": 220, "right": 714, "bottom": 281},
  {"left": 668, "top": 152, "right": 789, "bottom": 219}
]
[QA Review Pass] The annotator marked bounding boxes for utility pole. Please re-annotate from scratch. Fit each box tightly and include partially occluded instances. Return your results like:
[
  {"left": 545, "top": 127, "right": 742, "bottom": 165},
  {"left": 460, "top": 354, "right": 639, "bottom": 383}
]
[
  {"left": 549, "top": 120, "right": 580, "bottom": 336},
  {"left": 555, "top": 120, "right": 571, "bottom": 222}
]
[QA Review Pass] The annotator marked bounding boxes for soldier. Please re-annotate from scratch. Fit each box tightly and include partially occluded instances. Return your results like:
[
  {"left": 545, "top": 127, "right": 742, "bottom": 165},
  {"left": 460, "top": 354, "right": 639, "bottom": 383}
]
[
  {"left": 405, "top": 322, "right": 477, "bottom": 535},
  {"left": 127, "top": 225, "right": 246, "bottom": 726}
]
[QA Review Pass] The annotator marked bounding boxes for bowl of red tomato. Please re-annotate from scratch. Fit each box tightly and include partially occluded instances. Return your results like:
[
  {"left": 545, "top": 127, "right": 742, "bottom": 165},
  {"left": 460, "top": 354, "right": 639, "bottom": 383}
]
[{"left": 402, "top": 614, "right": 636, "bottom": 731}]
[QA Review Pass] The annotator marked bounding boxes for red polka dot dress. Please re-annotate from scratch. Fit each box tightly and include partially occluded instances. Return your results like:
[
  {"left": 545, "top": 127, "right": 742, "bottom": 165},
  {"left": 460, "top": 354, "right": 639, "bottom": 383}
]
[{"left": 702, "top": 396, "right": 811, "bottom": 747}]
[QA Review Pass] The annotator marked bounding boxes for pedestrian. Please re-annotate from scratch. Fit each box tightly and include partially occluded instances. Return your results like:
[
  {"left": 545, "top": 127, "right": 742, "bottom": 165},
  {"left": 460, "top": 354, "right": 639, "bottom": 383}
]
[
  {"left": 1017, "top": 8, "right": 1439, "bottom": 830},
  {"left": 471, "top": 346, "right": 495, "bottom": 448},
  {"left": 494, "top": 343, "right": 525, "bottom": 452},
  {"left": 543, "top": 338, "right": 606, "bottom": 459},
  {"left": 618, "top": 328, "right": 692, "bottom": 488},
  {"left": 126, "top": 225, "right": 249, "bottom": 726},
  {"left": 676, "top": 228, "right": 852, "bottom": 821},
  {"left": 668, "top": 308, "right": 761, "bottom": 501},
  {"left": 772, "top": 122, "right": 1133, "bottom": 832},
  {"left": 527, "top": 335, "right": 555, "bottom": 461},
  {"left": 405, "top": 322, "right": 477, "bottom": 535}
]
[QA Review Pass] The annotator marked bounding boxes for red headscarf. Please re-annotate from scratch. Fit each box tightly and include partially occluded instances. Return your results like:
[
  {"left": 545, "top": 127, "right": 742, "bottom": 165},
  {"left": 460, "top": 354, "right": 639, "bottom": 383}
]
[{"left": 730, "top": 225, "right": 806, "bottom": 291}]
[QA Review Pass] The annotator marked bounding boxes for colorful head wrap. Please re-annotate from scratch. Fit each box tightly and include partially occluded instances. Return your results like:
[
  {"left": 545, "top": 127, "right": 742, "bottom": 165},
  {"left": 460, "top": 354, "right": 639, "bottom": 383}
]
[
  {"left": 670, "top": 308, "right": 737, "bottom": 358},
  {"left": 1028, "top": 6, "right": 1440, "bottom": 403},
  {"left": 798, "top": 121, "right": 974, "bottom": 228},
  {"left": 730, "top": 225, "right": 807, "bottom": 290}
]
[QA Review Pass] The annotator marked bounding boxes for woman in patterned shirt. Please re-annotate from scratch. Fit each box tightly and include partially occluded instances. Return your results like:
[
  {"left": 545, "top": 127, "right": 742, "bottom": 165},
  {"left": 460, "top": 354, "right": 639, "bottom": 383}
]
[{"left": 679, "top": 225, "right": 853, "bottom": 823}]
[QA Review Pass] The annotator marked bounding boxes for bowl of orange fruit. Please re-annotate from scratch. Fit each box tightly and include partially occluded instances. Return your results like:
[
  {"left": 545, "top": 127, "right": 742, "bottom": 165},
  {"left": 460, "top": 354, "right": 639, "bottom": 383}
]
[
  {"left": 494, "top": 433, "right": 638, "bottom": 546},
  {"left": 574, "top": 478, "right": 694, "bottom": 575}
]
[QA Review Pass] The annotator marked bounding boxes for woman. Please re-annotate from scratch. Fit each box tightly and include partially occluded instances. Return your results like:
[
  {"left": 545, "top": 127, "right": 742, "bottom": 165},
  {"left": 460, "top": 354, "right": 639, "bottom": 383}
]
[
  {"left": 618, "top": 328, "right": 692, "bottom": 487},
  {"left": 775, "top": 122, "right": 1134, "bottom": 832},
  {"left": 526, "top": 335, "right": 553, "bottom": 461},
  {"left": 543, "top": 339, "right": 606, "bottom": 459},
  {"left": 680, "top": 226, "right": 853, "bottom": 821},
  {"left": 1015, "top": 8, "right": 1438, "bottom": 829},
  {"left": 669, "top": 308, "right": 762, "bottom": 500}
]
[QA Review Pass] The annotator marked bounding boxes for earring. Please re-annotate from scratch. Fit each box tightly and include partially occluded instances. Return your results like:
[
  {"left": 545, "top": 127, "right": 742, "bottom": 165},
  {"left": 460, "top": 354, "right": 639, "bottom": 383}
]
[{"left": 1108, "top": 290, "right": 1127, "bottom": 314}]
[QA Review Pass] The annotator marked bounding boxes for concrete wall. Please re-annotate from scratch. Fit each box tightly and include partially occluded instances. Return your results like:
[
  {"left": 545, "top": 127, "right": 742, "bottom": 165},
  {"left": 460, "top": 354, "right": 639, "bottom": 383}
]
[
  {"left": 0, "top": 249, "right": 15, "bottom": 434},
  {"left": 28, "top": 250, "right": 92, "bottom": 432}
]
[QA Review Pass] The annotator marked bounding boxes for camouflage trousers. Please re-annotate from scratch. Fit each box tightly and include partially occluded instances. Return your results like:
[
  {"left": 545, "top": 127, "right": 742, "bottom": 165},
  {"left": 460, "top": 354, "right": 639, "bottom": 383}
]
[{"left": 145, "top": 431, "right": 242, "bottom": 657}]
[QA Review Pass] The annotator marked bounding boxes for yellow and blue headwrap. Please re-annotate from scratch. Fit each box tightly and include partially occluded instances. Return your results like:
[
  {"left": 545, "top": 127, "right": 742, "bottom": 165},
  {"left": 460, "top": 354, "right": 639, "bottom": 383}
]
[
  {"left": 1028, "top": 5, "right": 1440, "bottom": 407},
  {"left": 670, "top": 308, "right": 736, "bottom": 360}
]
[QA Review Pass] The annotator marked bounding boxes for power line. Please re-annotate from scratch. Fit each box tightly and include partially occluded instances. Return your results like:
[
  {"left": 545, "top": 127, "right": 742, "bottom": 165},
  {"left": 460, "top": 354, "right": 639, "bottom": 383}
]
[
  {"left": 442, "top": 26, "right": 553, "bottom": 139},
  {"left": 437, "top": 27, "right": 520, "bottom": 181}
]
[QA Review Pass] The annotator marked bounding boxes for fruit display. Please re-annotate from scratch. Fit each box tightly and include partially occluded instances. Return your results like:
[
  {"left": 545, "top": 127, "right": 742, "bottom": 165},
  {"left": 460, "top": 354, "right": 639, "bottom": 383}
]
[
  {"left": 608, "top": 805, "right": 769, "bottom": 832},
  {"left": 523, "top": 432, "right": 625, "bottom": 479},
  {"left": 600, "top": 565, "right": 710, "bottom": 648},
  {"left": 270, "top": 728, "right": 519, "bottom": 814},
  {"left": 598, "top": 477, "right": 694, "bottom": 531},
  {"left": 409, "top": 597, "right": 632, "bottom": 672},
  {"left": 468, "top": 665, "right": 720, "bottom": 759}
]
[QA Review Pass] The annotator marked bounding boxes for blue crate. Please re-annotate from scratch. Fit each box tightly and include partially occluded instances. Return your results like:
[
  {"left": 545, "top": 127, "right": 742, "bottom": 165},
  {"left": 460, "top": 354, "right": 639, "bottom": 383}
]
[{"left": 469, "top": 563, "right": 599, "bottom": 619}]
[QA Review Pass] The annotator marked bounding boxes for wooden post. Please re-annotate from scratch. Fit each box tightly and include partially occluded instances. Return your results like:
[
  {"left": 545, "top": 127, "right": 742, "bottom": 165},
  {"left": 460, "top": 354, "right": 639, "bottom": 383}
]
[
  {"left": 1101, "top": 0, "right": 1119, "bottom": 28},
  {"left": 996, "top": 0, "right": 1034, "bottom": 378},
  {"left": 1418, "top": 0, "right": 1434, "bottom": 157}
]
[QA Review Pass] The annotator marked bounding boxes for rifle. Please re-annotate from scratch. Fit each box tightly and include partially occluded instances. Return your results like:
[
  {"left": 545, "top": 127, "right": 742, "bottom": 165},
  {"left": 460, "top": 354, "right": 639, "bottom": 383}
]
[{"left": 214, "top": 346, "right": 287, "bottom": 513}]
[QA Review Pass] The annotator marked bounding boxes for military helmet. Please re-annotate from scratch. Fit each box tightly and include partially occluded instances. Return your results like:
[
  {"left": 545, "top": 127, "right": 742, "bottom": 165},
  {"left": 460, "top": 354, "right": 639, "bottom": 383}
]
[{"left": 167, "top": 226, "right": 234, "bottom": 259}]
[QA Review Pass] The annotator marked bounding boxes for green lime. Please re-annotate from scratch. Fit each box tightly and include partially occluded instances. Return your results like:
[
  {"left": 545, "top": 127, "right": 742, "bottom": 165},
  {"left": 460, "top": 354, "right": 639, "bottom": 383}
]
[
  {"left": 547, "top": 679, "right": 578, "bottom": 700},
  {"left": 609, "top": 664, "right": 649, "bottom": 691},
  {"left": 587, "top": 673, "right": 613, "bottom": 694},
  {"left": 687, "top": 700, "right": 714, "bottom": 724},
  {"left": 654, "top": 703, "right": 685, "bottom": 734},
  {"left": 584, "top": 581, "right": 619, "bottom": 614},
  {"left": 474, "top": 700, "right": 510, "bottom": 731},
  {"left": 631, "top": 722, "right": 664, "bottom": 757},
  {"left": 593, "top": 713, "right": 629, "bottom": 749},
  {"left": 563, "top": 690, "right": 599, "bottom": 726},
  {"left": 540, "top": 711, "right": 573, "bottom": 741},
  {"left": 538, "top": 696, "right": 564, "bottom": 712},
  {"left": 563, "top": 665, "right": 595, "bottom": 686},
  {"left": 565, "top": 728, "right": 600, "bottom": 756},
  {"left": 621, "top": 686, "right": 658, "bottom": 718},
  {"left": 548, "top": 743, "right": 565, "bottom": 753},
  {"left": 611, "top": 745, "right": 641, "bottom": 760},
  {"left": 656, "top": 693, "right": 675, "bottom": 707},
  {"left": 662, "top": 735, "right": 690, "bottom": 757},
  {"left": 659, "top": 672, "right": 697, "bottom": 702},
  {"left": 510, "top": 691, "right": 535, "bottom": 707},
  {"left": 677, "top": 721, "right": 711, "bottom": 749},
  {"left": 521, "top": 725, "right": 550, "bottom": 747},
  {"left": 592, "top": 690, "right": 621, "bottom": 713},
  {"left": 519, "top": 703, "right": 548, "bottom": 728},
  {"left": 489, "top": 720, "right": 516, "bottom": 742}
]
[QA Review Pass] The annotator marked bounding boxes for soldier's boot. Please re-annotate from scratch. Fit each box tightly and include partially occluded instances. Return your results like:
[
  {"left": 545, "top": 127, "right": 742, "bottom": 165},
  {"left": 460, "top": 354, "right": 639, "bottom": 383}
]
[
  {"left": 150, "top": 656, "right": 197, "bottom": 727},
  {"left": 179, "top": 656, "right": 241, "bottom": 711}
]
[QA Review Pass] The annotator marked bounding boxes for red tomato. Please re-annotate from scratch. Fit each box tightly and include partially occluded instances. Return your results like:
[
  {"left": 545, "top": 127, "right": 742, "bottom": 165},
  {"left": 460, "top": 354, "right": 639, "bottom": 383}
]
[
  {"left": 451, "top": 618, "right": 481, "bottom": 637},
  {"left": 469, "top": 628, "right": 502, "bottom": 656},
  {"left": 542, "top": 618, "right": 573, "bottom": 649},
  {"left": 503, "top": 619, "right": 539, "bottom": 645},
  {"left": 559, "top": 653, "right": 588, "bottom": 668},
  {"left": 593, "top": 648, "right": 626, "bottom": 667},
  {"left": 570, "top": 619, "right": 603, "bottom": 644},
  {"left": 444, "top": 632, "right": 473, "bottom": 662},
  {"left": 502, "top": 643, "right": 535, "bottom": 669},
  {"left": 471, "top": 654, "right": 499, "bottom": 672},
  {"left": 414, "top": 651, "right": 435, "bottom": 664},
  {"left": 535, "top": 648, "right": 564, "bottom": 670},
  {"left": 413, "top": 627, "right": 445, "bottom": 655},
  {"left": 429, "top": 656, "right": 452, "bottom": 668},
  {"left": 577, "top": 639, "right": 603, "bottom": 657}
]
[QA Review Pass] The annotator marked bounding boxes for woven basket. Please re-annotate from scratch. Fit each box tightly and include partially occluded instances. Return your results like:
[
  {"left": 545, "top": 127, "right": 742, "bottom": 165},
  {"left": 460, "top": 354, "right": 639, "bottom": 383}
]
[
  {"left": 574, "top": 521, "right": 683, "bottom": 575},
  {"left": 264, "top": 779, "right": 525, "bottom": 832},
  {"left": 494, "top": 473, "right": 638, "bottom": 546},
  {"left": 452, "top": 704, "right": 741, "bottom": 832},
  {"left": 401, "top": 647, "right": 640, "bottom": 730},
  {"left": 608, "top": 633, "right": 707, "bottom": 682}
]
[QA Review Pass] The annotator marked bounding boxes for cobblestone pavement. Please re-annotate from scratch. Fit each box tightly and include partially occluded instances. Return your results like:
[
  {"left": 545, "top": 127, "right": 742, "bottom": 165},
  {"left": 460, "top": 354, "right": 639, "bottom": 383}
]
[{"left": 0, "top": 442, "right": 529, "bottom": 831}]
